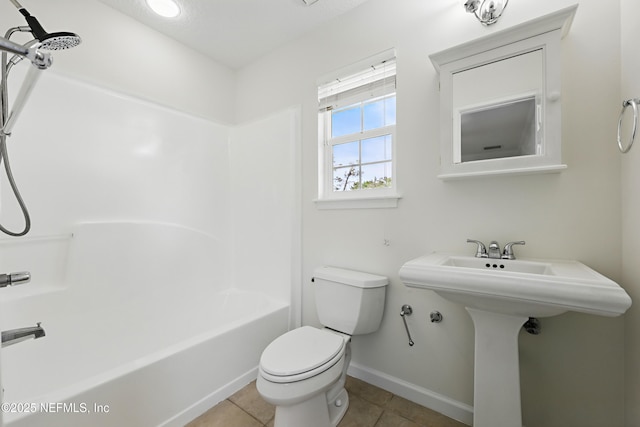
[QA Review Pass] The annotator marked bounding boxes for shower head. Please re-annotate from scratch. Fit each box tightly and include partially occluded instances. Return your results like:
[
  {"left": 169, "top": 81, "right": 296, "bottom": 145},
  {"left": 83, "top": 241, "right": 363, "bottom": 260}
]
[
  {"left": 10, "top": 0, "right": 81, "bottom": 50},
  {"left": 36, "top": 31, "right": 81, "bottom": 51}
]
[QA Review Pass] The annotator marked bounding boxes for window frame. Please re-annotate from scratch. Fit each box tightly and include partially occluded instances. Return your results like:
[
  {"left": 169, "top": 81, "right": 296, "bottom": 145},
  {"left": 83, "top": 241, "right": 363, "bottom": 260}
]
[{"left": 315, "top": 53, "right": 401, "bottom": 209}]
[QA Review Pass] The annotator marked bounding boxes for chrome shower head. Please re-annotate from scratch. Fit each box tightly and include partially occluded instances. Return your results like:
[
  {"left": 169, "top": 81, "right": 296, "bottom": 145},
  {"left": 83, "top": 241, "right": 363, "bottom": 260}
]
[
  {"left": 10, "top": 0, "right": 81, "bottom": 50},
  {"left": 36, "top": 31, "right": 81, "bottom": 51}
]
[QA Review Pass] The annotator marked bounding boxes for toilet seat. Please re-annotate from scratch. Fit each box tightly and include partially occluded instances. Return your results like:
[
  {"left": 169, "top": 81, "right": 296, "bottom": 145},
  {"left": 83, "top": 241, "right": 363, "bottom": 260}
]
[{"left": 260, "top": 326, "right": 347, "bottom": 384}]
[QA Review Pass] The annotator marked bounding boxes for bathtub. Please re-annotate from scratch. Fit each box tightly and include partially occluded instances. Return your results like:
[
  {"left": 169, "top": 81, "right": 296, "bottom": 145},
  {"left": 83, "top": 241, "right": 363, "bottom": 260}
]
[{"left": 0, "top": 222, "right": 290, "bottom": 427}]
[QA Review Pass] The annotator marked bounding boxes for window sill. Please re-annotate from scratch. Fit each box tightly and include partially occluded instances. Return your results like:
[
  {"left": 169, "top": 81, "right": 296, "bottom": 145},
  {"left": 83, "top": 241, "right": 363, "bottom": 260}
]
[{"left": 314, "top": 193, "right": 401, "bottom": 210}]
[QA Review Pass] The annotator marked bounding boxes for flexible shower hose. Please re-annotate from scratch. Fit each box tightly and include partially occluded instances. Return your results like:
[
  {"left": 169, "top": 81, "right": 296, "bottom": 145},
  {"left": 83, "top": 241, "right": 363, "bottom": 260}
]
[
  {"left": 0, "top": 131, "right": 31, "bottom": 236},
  {"left": 0, "top": 42, "right": 31, "bottom": 237}
]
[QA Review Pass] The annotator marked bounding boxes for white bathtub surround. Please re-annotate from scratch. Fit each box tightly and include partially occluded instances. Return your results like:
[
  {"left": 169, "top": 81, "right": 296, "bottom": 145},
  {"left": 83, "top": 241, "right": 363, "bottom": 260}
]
[
  {"left": 0, "top": 66, "right": 232, "bottom": 238},
  {"left": 0, "top": 57, "right": 299, "bottom": 425},
  {"left": 0, "top": 222, "right": 290, "bottom": 427}
]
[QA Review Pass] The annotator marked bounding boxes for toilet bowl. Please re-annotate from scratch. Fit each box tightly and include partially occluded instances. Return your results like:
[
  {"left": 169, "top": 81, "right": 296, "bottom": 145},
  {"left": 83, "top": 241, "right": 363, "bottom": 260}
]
[
  {"left": 257, "top": 326, "right": 351, "bottom": 426},
  {"left": 257, "top": 266, "right": 388, "bottom": 427}
]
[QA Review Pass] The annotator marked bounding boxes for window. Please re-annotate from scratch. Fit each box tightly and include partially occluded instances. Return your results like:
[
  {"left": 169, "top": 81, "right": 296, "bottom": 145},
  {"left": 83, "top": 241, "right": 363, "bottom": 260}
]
[{"left": 317, "top": 52, "right": 399, "bottom": 209}]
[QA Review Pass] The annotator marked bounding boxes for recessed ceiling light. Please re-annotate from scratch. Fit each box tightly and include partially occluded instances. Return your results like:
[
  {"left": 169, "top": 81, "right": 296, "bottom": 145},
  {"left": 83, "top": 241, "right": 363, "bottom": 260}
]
[{"left": 146, "top": 0, "right": 181, "bottom": 18}]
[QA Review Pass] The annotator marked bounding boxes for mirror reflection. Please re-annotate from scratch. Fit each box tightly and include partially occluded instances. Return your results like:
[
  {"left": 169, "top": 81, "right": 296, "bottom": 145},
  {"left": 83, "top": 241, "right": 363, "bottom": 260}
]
[
  {"left": 452, "top": 49, "right": 543, "bottom": 164},
  {"left": 458, "top": 95, "right": 539, "bottom": 163}
]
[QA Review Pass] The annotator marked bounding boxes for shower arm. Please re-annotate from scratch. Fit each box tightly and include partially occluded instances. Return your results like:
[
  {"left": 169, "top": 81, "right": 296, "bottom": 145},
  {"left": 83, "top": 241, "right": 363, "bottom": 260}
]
[
  {"left": 0, "top": 27, "right": 51, "bottom": 136},
  {"left": 0, "top": 35, "right": 51, "bottom": 70}
]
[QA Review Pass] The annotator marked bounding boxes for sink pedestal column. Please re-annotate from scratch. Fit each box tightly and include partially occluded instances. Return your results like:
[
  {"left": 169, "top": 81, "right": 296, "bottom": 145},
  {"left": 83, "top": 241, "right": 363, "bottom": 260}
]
[{"left": 466, "top": 308, "right": 528, "bottom": 427}]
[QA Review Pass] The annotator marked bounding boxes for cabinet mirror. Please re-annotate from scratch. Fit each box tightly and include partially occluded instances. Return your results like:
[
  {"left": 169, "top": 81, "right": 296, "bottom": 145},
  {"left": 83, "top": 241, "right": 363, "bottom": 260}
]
[{"left": 430, "top": 5, "right": 577, "bottom": 179}]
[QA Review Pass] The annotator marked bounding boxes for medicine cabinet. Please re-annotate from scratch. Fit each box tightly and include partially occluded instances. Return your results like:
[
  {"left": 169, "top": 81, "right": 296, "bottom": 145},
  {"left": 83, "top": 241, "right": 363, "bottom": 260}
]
[{"left": 430, "top": 5, "right": 577, "bottom": 180}]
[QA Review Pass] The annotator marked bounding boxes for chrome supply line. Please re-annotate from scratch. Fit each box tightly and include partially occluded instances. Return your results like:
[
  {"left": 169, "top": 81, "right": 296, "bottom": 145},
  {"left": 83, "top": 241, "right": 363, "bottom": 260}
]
[{"left": 400, "top": 304, "right": 414, "bottom": 347}]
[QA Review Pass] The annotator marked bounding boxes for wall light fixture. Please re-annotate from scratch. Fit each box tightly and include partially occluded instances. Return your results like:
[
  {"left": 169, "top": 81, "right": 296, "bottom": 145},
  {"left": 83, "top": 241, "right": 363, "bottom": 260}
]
[{"left": 463, "top": 0, "right": 508, "bottom": 25}]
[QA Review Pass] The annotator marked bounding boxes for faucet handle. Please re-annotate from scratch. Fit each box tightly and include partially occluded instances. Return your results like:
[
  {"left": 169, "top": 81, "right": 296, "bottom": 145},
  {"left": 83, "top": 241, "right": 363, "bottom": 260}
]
[
  {"left": 467, "top": 239, "right": 488, "bottom": 258},
  {"left": 502, "top": 241, "right": 525, "bottom": 260}
]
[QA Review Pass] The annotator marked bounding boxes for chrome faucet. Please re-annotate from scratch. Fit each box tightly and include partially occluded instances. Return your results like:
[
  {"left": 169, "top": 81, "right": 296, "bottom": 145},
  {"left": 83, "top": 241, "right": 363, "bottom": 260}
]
[
  {"left": 488, "top": 241, "right": 501, "bottom": 259},
  {"left": 466, "top": 239, "right": 488, "bottom": 258},
  {"left": 467, "top": 239, "right": 526, "bottom": 260},
  {"left": 502, "top": 241, "right": 526, "bottom": 260},
  {"left": 2, "top": 322, "right": 45, "bottom": 348}
]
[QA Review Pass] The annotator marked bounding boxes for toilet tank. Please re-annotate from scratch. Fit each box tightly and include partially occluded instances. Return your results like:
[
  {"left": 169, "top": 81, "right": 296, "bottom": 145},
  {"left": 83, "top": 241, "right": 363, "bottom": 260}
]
[{"left": 313, "top": 266, "right": 388, "bottom": 335}]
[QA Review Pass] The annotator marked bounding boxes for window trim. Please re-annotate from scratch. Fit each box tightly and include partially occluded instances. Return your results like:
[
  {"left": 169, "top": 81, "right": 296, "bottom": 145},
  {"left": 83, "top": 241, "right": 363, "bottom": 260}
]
[{"left": 315, "top": 51, "right": 401, "bottom": 209}]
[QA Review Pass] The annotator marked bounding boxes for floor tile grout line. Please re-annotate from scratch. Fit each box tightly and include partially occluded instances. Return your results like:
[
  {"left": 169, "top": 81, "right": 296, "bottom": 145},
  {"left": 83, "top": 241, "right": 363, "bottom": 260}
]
[
  {"left": 227, "top": 398, "right": 268, "bottom": 426},
  {"left": 371, "top": 408, "right": 385, "bottom": 427}
]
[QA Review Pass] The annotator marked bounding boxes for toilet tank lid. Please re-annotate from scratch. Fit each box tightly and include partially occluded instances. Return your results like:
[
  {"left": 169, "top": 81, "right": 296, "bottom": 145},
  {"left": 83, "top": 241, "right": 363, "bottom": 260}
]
[{"left": 313, "top": 266, "right": 388, "bottom": 288}]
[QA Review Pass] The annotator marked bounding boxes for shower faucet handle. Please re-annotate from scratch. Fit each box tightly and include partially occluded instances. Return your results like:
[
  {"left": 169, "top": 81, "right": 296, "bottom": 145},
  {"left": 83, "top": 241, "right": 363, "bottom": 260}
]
[{"left": 467, "top": 239, "right": 488, "bottom": 258}]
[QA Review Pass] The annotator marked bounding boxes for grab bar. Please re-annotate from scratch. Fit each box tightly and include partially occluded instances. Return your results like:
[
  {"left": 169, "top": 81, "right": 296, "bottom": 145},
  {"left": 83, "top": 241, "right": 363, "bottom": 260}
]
[
  {"left": 618, "top": 98, "right": 639, "bottom": 153},
  {"left": 400, "top": 304, "right": 414, "bottom": 347}
]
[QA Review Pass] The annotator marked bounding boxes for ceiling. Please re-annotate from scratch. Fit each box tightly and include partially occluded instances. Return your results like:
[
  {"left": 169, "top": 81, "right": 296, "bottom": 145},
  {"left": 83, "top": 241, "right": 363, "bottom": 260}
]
[{"left": 96, "top": 0, "right": 371, "bottom": 69}]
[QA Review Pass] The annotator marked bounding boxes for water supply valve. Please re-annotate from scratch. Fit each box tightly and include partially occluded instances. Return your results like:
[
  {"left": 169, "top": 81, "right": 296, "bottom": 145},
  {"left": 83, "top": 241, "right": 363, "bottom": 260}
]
[
  {"left": 523, "top": 317, "right": 541, "bottom": 335},
  {"left": 430, "top": 311, "right": 443, "bottom": 323}
]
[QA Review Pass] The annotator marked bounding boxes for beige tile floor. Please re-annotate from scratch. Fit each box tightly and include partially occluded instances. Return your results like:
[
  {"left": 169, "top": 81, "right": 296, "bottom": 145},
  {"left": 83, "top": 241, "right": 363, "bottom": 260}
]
[{"left": 185, "top": 376, "right": 468, "bottom": 427}]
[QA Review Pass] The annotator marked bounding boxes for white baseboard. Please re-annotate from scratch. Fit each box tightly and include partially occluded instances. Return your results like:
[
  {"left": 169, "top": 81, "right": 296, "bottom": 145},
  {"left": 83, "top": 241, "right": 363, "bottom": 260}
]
[
  {"left": 160, "top": 367, "right": 258, "bottom": 427},
  {"left": 347, "top": 362, "right": 473, "bottom": 426},
  {"left": 163, "top": 363, "right": 474, "bottom": 427}
]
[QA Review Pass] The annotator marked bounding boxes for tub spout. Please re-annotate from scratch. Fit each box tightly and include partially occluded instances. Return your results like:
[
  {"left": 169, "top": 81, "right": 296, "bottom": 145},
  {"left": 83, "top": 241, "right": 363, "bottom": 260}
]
[{"left": 2, "top": 322, "right": 45, "bottom": 348}]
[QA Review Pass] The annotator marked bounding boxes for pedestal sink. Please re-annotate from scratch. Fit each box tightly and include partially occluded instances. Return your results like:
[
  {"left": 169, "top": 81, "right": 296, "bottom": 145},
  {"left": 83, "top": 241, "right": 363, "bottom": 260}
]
[{"left": 399, "top": 252, "right": 632, "bottom": 427}]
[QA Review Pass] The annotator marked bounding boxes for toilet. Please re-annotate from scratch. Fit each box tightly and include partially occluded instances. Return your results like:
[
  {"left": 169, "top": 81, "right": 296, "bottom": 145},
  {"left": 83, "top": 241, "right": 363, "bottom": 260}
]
[{"left": 257, "top": 266, "right": 388, "bottom": 427}]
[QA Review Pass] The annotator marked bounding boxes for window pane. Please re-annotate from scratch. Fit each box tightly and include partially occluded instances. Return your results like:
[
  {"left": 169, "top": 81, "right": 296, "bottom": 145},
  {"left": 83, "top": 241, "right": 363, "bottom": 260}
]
[
  {"left": 360, "top": 162, "right": 392, "bottom": 189},
  {"left": 363, "top": 98, "right": 384, "bottom": 131},
  {"left": 361, "top": 135, "right": 392, "bottom": 163},
  {"left": 333, "top": 141, "right": 359, "bottom": 167},
  {"left": 331, "top": 106, "right": 361, "bottom": 137},
  {"left": 333, "top": 166, "right": 360, "bottom": 192},
  {"left": 385, "top": 96, "right": 396, "bottom": 126}
]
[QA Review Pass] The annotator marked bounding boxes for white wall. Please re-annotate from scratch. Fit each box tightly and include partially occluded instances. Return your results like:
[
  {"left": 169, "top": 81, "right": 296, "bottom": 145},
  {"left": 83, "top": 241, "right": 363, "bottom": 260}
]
[
  {"left": 237, "top": 0, "right": 625, "bottom": 425},
  {"left": 621, "top": 0, "right": 640, "bottom": 424},
  {"left": 0, "top": 0, "right": 237, "bottom": 124}
]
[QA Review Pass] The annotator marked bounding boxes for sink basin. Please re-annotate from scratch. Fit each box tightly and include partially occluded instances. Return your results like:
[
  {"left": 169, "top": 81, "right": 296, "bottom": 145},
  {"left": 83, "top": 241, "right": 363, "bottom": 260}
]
[
  {"left": 399, "top": 252, "right": 632, "bottom": 318},
  {"left": 399, "top": 252, "right": 632, "bottom": 427}
]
